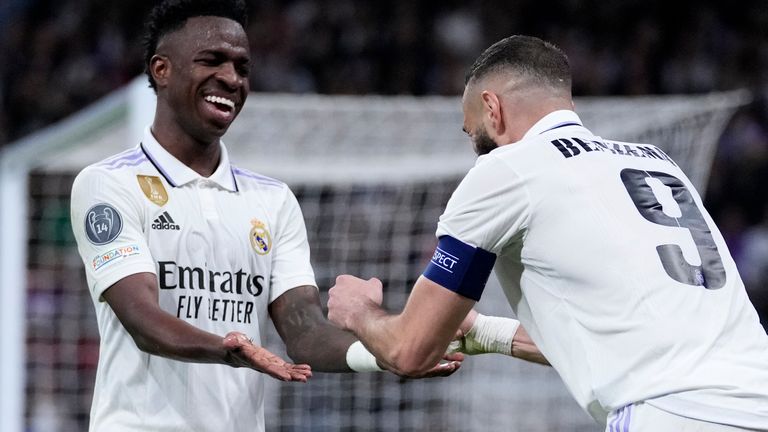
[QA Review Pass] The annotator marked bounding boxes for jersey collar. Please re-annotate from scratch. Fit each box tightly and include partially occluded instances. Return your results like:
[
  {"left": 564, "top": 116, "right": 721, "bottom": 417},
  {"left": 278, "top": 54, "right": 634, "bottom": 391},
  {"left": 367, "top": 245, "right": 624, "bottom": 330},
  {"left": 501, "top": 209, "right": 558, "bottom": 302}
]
[
  {"left": 521, "top": 110, "right": 584, "bottom": 140},
  {"left": 140, "top": 127, "right": 239, "bottom": 192}
]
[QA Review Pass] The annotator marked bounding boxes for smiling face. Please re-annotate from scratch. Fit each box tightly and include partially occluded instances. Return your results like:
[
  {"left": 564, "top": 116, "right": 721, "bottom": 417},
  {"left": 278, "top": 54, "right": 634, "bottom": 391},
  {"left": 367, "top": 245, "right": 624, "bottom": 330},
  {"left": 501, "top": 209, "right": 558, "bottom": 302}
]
[{"left": 151, "top": 16, "right": 250, "bottom": 144}]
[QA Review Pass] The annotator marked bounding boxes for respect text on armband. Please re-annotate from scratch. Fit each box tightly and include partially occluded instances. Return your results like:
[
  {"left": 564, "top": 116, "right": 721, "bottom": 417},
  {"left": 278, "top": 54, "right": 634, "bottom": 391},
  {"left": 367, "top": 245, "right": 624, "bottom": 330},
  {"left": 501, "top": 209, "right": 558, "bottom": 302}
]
[
  {"left": 158, "top": 261, "right": 264, "bottom": 324},
  {"left": 431, "top": 248, "right": 459, "bottom": 273},
  {"left": 551, "top": 137, "right": 678, "bottom": 167}
]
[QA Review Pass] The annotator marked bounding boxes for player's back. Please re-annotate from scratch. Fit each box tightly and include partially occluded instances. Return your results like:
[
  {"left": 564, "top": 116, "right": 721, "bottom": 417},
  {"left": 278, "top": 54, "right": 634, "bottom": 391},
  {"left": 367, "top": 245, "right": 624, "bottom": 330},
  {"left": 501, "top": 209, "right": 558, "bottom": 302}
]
[{"left": 487, "top": 111, "right": 768, "bottom": 428}]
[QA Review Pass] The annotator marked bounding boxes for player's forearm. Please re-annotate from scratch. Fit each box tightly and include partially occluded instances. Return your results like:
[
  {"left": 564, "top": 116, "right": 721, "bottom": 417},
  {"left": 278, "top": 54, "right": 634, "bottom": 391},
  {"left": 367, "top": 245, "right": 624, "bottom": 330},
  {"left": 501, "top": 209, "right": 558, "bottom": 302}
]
[
  {"left": 329, "top": 276, "right": 472, "bottom": 376},
  {"left": 349, "top": 308, "right": 446, "bottom": 377},
  {"left": 284, "top": 322, "right": 357, "bottom": 372},
  {"left": 511, "top": 339, "right": 549, "bottom": 365},
  {"left": 124, "top": 306, "right": 232, "bottom": 364},
  {"left": 454, "top": 312, "right": 550, "bottom": 366},
  {"left": 511, "top": 326, "right": 550, "bottom": 366},
  {"left": 270, "top": 285, "right": 361, "bottom": 372},
  {"left": 346, "top": 308, "right": 406, "bottom": 373},
  {"left": 104, "top": 274, "right": 236, "bottom": 365}
]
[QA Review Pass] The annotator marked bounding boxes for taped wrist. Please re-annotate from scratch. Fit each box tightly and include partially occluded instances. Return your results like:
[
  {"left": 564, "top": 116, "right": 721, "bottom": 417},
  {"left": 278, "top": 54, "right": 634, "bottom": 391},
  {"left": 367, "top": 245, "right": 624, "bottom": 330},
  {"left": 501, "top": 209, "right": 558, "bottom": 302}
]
[
  {"left": 346, "top": 341, "right": 384, "bottom": 372},
  {"left": 458, "top": 314, "right": 520, "bottom": 356}
]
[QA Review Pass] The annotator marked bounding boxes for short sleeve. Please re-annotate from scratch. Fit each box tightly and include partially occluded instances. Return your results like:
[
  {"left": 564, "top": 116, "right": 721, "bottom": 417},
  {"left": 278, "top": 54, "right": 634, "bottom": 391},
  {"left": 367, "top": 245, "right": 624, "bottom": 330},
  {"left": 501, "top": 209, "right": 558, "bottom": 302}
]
[
  {"left": 268, "top": 187, "right": 317, "bottom": 302},
  {"left": 436, "top": 155, "right": 530, "bottom": 254},
  {"left": 70, "top": 167, "right": 156, "bottom": 301}
]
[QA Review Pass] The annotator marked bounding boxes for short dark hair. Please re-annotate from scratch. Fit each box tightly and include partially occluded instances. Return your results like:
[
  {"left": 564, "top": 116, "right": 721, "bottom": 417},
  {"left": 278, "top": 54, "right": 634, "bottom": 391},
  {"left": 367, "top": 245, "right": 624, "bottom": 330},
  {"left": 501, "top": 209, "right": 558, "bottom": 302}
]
[
  {"left": 465, "top": 35, "right": 571, "bottom": 90},
  {"left": 142, "top": 0, "right": 249, "bottom": 90}
]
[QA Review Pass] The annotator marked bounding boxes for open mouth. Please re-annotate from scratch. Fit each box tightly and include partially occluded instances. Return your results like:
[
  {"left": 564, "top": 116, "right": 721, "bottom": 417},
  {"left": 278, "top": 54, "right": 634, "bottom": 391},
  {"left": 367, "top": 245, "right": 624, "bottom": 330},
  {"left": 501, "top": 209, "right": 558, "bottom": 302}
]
[
  {"left": 202, "top": 95, "right": 237, "bottom": 124},
  {"left": 205, "top": 95, "right": 236, "bottom": 110}
]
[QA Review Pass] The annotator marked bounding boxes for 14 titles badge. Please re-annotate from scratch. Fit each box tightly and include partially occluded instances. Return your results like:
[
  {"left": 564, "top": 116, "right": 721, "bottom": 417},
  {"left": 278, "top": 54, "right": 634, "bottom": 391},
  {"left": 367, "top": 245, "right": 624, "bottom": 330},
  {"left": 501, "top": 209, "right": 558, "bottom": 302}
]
[{"left": 249, "top": 219, "right": 272, "bottom": 255}]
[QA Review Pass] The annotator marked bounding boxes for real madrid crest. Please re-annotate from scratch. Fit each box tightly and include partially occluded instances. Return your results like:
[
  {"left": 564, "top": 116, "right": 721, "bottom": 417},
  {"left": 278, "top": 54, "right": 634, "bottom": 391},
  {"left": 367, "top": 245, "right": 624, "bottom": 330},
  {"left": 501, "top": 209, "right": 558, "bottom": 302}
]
[
  {"left": 250, "top": 219, "right": 272, "bottom": 255},
  {"left": 137, "top": 175, "right": 168, "bottom": 206}
]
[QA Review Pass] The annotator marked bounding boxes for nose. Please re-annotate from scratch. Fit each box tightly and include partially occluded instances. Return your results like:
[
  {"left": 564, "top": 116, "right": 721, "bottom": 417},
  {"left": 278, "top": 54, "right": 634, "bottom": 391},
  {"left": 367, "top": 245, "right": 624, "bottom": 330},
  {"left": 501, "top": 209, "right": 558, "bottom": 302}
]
[{"left": 216, "top": 62, "right": 245, "bottom": 91}]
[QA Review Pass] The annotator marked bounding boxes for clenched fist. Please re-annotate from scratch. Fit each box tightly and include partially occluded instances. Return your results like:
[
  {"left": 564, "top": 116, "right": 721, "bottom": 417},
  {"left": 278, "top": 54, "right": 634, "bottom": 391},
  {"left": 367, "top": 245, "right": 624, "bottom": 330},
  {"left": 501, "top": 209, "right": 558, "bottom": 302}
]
[{"left": 327, "top": 275, "right": 383, "bottom": 330}]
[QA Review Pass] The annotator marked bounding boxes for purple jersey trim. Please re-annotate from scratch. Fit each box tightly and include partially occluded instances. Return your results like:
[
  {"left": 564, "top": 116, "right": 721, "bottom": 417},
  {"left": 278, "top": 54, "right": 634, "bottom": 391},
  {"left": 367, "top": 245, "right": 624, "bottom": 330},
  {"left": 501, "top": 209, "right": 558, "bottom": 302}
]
[
  {"left": 98, "top": 148, "right": 144, "bottom": 168},
  {"left": 107, "top": 157, "right": 148, "bottom": 170},
  {"left": 540, "top": 121, "right": 581, "bottom": 134},
  {"left": 609, "top": 405, "right": 632, "bottom": 432},
  {"left": 230, "top": 168, "right": 240, "bottom": 192},
  {"left": 232, "top": 167, "right": 284, "bottom": 187}
]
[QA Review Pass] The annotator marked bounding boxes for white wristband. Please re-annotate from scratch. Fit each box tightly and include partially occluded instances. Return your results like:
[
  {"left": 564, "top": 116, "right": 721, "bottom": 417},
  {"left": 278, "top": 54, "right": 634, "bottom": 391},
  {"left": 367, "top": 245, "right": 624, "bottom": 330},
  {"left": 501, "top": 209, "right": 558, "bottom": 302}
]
[
  {"left": 450, "top": 314, "right": 520, "bottom": 356},
  {"left": 346, "top": 341, "right": 384, "bottom": 372}
]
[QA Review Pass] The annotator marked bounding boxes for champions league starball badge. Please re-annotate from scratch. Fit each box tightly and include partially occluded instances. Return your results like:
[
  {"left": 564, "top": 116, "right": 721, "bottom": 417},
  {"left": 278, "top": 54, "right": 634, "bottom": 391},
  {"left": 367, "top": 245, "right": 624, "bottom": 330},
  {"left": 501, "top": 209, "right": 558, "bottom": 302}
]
[
  {"left": 249, "top": 219, "right": 272, "bottom": 255},
  {"left": 84, "top": 203, "right": 123, "bottom": 245}
]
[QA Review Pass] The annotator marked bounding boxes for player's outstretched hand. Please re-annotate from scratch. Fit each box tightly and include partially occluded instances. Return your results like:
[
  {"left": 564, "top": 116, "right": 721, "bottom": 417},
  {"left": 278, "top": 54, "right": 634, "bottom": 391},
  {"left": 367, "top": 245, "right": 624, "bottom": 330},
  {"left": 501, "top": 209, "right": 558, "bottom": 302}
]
[
  {"left": 419, "top": 353, "right": 465, "bottom": 378},
  {"left": 381, "top": 352, "right": 465, "bottom": 379},
  {"left": 223, "top": 332, "right": 312, "bottom": 382},
  {"left": 328, "top": 274, "right": 383, "bottom": 330}
]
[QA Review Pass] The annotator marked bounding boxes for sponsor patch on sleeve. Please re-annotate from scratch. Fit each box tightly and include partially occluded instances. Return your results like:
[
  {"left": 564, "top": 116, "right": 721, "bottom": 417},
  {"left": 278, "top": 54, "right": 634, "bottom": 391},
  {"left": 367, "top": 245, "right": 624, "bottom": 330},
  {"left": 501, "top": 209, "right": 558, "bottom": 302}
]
[
  {"left": 84, "top": 203, "right": 123, "bottom": 245},
  {"left": 91, "top": 244, "right": 141, "bottom": 271},
  {"left": 422, "top": 235, "right": 496, "bottom": 301}
]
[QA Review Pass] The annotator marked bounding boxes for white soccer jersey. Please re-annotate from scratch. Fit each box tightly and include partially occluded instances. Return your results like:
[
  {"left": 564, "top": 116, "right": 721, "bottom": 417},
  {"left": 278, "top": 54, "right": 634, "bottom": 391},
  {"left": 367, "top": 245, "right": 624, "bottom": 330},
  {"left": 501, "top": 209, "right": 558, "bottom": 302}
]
[
  {"left": 436, "top": 110, "right": 768, "bottom": 428},
  {"left": 70, "top": 128, "right": 316, "bottom": 432}
]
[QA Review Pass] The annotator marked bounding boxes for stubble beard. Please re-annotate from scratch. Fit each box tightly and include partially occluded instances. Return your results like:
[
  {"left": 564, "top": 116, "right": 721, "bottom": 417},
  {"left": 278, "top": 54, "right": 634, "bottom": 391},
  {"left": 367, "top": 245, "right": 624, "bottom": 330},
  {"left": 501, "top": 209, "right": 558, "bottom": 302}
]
[{"left": 473, "top": 126, "right": 499, "bottom": 156}]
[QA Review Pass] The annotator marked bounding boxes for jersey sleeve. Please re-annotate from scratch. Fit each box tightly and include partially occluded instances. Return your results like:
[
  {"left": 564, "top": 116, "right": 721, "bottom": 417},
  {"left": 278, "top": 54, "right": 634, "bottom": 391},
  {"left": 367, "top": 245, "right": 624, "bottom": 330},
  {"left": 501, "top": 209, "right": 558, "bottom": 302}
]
[
  {"left": 423, "top": 155, "right": 529, "bottom": 300},
  {"left": 268, "top": 186, "right": 317, "bottom": 302},
  {"left": 70, "top": 167, "right": 156, "bottom": 301},
  {"left": 436, "top": 154, "right": 530, "bottom": 254}
]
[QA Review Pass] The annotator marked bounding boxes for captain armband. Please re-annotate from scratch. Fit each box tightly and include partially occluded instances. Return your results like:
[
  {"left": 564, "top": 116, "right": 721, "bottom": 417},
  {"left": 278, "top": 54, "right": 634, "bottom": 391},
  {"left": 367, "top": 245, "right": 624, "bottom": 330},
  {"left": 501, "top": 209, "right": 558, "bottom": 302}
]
[{"left": 422, "top": 236, "right": 496, "bottom": 301}]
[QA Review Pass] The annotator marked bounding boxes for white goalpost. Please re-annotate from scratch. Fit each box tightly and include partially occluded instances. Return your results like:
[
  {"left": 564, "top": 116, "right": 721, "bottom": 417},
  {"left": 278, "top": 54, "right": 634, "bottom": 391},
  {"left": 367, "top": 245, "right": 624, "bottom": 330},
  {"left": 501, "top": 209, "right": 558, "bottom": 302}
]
[{"left": 0, "top": 77, "right": 750, "bottom": 431}]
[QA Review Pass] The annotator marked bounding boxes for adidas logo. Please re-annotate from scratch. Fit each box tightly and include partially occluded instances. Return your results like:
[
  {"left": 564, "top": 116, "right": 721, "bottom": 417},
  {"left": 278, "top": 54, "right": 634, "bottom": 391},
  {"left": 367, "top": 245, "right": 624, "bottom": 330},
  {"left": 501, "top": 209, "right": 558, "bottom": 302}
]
[{"left": 151, "top": 211, "right": 181, "bottom": 231}]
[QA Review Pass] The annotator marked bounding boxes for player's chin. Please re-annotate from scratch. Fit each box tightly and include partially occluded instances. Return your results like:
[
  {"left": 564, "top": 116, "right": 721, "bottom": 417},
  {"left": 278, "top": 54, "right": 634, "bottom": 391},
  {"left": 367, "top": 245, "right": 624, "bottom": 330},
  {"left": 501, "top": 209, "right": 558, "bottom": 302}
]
[
  {"left": 198, "top": 104, "right": 239, "bottom": 134},
  {"left": 206, "top": 114, "right": 236, "bottom": 133},
  {"left": 194, "top": 119, "right": 232, "bottom": 142}
]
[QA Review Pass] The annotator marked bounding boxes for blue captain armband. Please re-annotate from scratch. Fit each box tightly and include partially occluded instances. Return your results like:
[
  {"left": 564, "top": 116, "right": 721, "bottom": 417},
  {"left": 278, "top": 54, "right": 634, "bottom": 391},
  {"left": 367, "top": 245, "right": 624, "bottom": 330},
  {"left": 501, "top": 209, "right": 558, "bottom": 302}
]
[{"left": 423, "top": 236, "right": 497, "bottom": 301}]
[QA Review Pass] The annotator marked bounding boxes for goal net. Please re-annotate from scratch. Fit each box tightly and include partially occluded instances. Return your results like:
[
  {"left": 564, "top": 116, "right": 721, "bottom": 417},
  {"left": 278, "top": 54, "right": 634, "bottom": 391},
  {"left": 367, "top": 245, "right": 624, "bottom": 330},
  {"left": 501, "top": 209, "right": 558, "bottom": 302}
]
[{"left": 3, "top": 87, "right": 748, "bottom": 432}]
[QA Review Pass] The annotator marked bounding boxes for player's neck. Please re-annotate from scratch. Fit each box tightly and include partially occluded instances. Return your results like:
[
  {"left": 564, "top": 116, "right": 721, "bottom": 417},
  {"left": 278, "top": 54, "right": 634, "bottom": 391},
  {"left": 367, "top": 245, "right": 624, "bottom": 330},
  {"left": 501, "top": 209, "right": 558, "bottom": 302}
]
[
  {"left": 150, "top": 123, "right": 222, "bottom": 178},
  {"left": 504, "top": 99, "right": 575, "bottom": 145}
]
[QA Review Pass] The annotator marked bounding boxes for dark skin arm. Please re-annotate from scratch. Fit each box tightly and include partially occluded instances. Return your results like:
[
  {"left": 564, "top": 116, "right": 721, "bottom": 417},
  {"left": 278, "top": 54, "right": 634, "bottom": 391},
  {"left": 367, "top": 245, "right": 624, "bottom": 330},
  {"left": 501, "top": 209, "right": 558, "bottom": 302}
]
[
  {"left": 269, "top": 286, "right": 463, "bottom": 376},
  {"left": 103, "top": 272, "right": 312, "bottom": 382},
  {"left": 269, "top": 285, "right": 356, "bottom": 372}
]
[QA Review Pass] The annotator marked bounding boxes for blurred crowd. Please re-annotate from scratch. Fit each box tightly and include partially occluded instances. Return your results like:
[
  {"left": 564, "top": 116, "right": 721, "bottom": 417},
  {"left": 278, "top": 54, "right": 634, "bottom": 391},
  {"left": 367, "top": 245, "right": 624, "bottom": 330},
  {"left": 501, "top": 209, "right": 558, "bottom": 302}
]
[{"left": 2, "top": 0, "right": 768, "bottom": 320}]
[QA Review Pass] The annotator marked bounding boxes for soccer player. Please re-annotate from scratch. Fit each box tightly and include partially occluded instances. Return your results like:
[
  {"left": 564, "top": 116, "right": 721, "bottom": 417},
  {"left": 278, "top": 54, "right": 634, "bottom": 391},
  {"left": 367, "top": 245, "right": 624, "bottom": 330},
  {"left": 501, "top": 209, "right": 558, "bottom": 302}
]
[
  {"left": 328, "top": 35, "right": 768, "bottom": 431},
  {"left": 69, "top": 1, "right": 462, "bottom": 430}
]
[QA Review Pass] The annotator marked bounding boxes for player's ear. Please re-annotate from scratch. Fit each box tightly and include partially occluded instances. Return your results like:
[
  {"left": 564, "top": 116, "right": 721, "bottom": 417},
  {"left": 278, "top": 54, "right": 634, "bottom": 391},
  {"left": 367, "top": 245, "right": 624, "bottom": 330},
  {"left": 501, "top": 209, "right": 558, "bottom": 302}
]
[
  {"left": 150, "top": 54, "right": 171, "bottom": 89},
  {"left": 480, "top": 91, "right": 505, "bottom": 137}
]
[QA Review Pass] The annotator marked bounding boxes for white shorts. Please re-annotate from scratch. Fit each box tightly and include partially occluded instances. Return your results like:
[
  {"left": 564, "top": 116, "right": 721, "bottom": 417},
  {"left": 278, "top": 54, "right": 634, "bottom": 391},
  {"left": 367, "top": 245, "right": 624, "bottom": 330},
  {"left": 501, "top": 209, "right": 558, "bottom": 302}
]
[{"left": 605, "top": 402, "right": 765, "bottom": 432}]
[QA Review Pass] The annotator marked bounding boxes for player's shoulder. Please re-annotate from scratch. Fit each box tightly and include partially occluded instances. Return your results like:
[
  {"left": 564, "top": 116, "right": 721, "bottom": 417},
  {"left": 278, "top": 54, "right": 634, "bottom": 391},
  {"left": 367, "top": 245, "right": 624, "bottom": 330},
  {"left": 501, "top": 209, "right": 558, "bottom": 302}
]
[
  {"left": 72, "top": 146, "right": 151, "bottom": 198},
  {"left": 456, "top": 152, "right": 527, "bottom": 198},
  {"left": 76, "top": 147, "right": 149, "bottom": 180},
  {"left": 231, "top": 165, "right": 286, "bottom": 191}
]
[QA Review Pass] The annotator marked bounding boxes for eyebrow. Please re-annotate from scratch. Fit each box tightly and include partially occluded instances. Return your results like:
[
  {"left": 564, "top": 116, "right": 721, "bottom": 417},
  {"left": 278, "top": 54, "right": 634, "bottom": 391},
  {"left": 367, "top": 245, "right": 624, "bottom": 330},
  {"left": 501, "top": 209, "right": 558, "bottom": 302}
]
[{"left": 197, "top": 48, "right": 250, "bottom": 61}]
